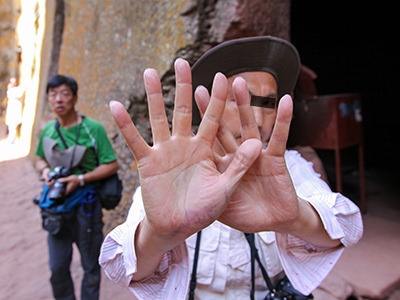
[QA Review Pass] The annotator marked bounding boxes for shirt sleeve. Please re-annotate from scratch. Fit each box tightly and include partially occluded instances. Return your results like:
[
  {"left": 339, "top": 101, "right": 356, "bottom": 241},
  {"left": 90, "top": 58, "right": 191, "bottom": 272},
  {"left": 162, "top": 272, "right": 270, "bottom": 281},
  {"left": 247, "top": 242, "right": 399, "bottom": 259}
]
[
  {"left": 274, "top": 150, "right": 363, "bottom": 296},
  {"left": 99, "top": 187, "right": 190, "bottom": 300},
  {"left": 88, "top": 119, "right": 117, "bottom": 165},
  {"left": 35, "top": 122, "right": 54, "bottom": 158}
]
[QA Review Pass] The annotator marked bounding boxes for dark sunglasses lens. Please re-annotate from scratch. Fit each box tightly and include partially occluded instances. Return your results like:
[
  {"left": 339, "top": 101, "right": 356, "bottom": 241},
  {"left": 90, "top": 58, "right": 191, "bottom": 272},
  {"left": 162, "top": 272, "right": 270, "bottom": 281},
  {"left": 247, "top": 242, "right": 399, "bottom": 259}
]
[{"left": 250, "top": 95, "right": 276, "bottom": 108}]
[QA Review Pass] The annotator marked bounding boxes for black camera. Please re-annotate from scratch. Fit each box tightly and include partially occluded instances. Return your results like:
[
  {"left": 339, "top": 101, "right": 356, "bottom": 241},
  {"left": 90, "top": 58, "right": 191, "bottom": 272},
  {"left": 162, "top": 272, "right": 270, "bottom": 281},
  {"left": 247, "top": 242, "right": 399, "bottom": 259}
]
[
  {"left": 48, "top": 166, "right": 71, "bottom": 205},
  {"left": 265, "top": 290, "right": 292, "bottom": 300},
  {"left": 264, "top": 277, "right": 313, "bottom": 300}
]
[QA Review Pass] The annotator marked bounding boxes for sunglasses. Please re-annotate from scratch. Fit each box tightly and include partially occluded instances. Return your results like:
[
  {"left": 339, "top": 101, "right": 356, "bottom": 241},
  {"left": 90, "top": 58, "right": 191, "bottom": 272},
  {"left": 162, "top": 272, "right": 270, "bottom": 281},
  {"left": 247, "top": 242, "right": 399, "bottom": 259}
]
[{"left": 250, "top": 93, "right": 277, "bottom": 109}]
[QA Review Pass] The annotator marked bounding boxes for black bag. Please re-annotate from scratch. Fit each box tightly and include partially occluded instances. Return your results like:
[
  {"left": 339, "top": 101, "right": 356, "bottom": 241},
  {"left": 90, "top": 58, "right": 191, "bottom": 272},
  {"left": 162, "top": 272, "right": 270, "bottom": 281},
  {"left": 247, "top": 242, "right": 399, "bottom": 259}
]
[
  {"left": 96, "top": 173, "right": 123, "bottom": 210},
  {"left": 41, "top": 208, "right": 63, "bottom": 235},
  {"left": 40, "top": 208, "right": 75, "bottom": 236}
]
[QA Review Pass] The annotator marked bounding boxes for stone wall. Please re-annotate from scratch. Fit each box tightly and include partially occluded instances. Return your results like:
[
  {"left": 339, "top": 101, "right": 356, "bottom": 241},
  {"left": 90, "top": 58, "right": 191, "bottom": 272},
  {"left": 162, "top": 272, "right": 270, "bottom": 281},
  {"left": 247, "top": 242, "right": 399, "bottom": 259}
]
[{"left": 31, "top": 0, "right": 291, "bottom": 232}]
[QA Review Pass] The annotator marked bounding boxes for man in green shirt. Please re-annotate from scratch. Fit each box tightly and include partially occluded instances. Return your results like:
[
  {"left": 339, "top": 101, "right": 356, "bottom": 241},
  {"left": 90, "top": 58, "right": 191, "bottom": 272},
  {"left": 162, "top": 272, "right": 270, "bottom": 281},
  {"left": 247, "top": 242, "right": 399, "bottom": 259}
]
[{"left": 35, "top": 75, "right": 118, "bottom": 300}]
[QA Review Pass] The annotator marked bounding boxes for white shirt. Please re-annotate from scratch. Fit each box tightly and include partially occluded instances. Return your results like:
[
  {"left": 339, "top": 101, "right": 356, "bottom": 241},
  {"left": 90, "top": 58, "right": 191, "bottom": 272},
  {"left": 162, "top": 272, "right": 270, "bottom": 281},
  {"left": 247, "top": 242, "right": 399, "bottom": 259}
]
[{"left": 99, "top": 150, "right": 363, "bottom": 300}]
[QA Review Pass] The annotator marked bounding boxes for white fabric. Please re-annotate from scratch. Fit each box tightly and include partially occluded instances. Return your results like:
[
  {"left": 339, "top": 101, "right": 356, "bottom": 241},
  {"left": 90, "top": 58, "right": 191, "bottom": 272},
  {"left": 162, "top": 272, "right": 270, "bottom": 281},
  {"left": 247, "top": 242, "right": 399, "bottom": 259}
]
[{"left": 99, "top": 150, "right": 363, "bottom": 299}]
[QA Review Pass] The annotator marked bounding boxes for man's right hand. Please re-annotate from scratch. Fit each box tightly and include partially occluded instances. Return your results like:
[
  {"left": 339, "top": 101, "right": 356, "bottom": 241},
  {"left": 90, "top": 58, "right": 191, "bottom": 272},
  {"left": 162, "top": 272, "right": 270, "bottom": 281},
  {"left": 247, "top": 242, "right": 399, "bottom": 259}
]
[{"left": 36, "top": 162, "right": 54, "bottom": 187}]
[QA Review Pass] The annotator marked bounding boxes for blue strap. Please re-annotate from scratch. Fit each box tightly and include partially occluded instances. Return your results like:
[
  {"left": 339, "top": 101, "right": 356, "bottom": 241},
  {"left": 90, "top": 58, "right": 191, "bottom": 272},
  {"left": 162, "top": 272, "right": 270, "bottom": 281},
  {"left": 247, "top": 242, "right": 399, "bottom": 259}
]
[{"left": 39, "top": 183, "right": 95, "bottom": 212}]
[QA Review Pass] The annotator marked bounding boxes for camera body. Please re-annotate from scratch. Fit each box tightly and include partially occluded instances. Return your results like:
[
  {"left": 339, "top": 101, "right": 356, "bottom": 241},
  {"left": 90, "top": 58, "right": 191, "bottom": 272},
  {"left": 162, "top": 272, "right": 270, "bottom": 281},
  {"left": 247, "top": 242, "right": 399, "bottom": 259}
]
[
  {"left": 264, "top": 277, "right": 313, "bottom": 300},
  {"left": 48, "top": 166, "right": 71, "bottom": 205},
  {"left": 265, "top": 290, "right": 293, "bottom": 300}
]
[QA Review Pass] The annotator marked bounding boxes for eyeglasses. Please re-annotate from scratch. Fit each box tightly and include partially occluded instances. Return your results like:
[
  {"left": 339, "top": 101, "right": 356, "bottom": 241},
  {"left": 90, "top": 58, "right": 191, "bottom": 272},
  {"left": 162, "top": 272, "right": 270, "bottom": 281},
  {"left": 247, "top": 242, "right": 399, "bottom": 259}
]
[{"left": 48, "top": 89, "right": 73, "bottom": 100}]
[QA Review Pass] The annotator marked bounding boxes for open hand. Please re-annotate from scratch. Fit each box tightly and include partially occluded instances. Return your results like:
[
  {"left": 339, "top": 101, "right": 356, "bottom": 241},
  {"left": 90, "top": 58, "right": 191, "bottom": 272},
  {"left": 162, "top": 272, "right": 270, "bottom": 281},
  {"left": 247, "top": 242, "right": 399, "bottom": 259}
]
[
  {"left": 110, "top": 59, "right": 262, "bottom": 250},
  {"left": 195, "top": 76, "right": 299, "bottom": 234}
]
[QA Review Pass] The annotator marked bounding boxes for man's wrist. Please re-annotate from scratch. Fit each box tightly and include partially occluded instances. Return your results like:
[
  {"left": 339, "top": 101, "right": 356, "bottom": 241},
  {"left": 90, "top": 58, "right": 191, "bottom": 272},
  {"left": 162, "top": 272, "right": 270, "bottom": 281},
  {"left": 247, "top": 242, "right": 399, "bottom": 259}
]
[
  {"left": 288, "top": 197, "right": 341, "bottom": 248},
  {"left": 78, "top": 174, "right": 85, "bottom": 186},
  {"left": 139, "top": 217, "right": 186, "bottom": 254},
  {"left": 39, "top": 165, "right": 50, "bottom": 181},
  {"left": 40, "top": 165, "right": 49, "bottom": 175}
]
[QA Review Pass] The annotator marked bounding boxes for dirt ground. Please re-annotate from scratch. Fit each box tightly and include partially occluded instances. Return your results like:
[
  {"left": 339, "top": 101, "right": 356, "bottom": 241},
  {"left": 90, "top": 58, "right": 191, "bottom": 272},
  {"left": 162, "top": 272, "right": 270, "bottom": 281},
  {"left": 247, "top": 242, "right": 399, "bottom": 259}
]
[{"left": 0, "top": 151, "right": 133, "bottom": 300}]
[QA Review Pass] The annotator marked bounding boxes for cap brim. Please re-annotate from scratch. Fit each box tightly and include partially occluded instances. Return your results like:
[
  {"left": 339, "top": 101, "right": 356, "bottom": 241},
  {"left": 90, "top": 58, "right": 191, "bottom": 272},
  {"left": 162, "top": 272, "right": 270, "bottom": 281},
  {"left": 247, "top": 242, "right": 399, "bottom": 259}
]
[{"left": 191, "top": 36, "right": 300, "bottom": 124}]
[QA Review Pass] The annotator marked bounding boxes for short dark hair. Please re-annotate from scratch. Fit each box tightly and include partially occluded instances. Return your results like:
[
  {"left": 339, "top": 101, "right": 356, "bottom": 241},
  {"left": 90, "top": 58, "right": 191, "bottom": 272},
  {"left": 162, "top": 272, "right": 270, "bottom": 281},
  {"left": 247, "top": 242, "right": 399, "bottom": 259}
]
[{"left": 46, "top": 75, "right": 78, "bottom": 95}]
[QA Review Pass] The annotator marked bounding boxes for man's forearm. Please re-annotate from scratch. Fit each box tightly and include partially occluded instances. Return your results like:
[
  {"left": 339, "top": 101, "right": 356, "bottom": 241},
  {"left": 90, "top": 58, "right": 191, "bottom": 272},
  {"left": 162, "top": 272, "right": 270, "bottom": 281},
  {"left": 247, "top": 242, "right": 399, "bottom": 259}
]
[
  {"left": 80, "top": 160, "right": 118, "bottom": 183},
  {"left": 131, "top": 218, "right": 167, "bottom": 281},
  {"left": 36, "top": 157, "right": 50, "bottom": 174}
]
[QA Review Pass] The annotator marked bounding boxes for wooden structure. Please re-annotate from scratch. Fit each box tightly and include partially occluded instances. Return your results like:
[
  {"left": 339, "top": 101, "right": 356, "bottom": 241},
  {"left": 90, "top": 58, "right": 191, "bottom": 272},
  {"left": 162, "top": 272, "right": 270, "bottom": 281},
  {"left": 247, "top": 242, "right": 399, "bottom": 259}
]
[{"left": 290, "top": 67, "right": 366, "bottom": 213}]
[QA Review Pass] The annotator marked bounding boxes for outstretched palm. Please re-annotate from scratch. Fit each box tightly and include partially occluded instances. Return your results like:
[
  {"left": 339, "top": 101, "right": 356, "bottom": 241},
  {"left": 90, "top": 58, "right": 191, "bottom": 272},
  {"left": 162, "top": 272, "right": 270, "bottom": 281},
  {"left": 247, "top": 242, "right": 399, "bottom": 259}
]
[
  {"left": 110, "top": 59, "right": 262, "bottom": 249},
  {"left": 218, "top": 147, "right": 299, "bottom": 234},
  {"left": 197, "top": 77, "right": 299, "bottom": 233}
]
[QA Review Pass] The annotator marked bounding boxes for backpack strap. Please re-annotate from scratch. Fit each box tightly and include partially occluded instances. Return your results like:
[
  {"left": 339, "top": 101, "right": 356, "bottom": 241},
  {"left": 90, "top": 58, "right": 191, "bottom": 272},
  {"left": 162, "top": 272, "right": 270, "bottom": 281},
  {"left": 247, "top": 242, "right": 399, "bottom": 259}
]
[{"left": 79, "top": 116, "right": 100, "bottom": 166}]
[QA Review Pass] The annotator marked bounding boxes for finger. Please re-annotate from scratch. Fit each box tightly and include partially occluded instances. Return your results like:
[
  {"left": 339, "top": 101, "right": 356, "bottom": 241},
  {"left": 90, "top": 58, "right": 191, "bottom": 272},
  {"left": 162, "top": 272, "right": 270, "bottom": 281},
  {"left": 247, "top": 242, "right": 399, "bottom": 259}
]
[
  {"left": 215, "top": 122, "right": 237, "bottom": 154},
  {"left": 266, "top": 94, "right": 293, "bottom": 156},
  {"left": 195, "top": 85, "right": 238, "bottom": 154},
  {"left": 58, "top": 177, "right": 75, "bottom": 194},
  {"left": 66, "top": 183, "right": 73, "bottom": 195},
  {"left": 109, "top": 100, "right": 150, "bottom": 161},
  {"left": 143, "top": 68, "right": 170, "bottom": 144},
  {"left": 232, "top": 77, "right": 261, "bottom": 141},
  {"left": 220, "top": 138, "right": 263, "bottom": 193},
  {"left": 172, "top": 58, "right": 193, "bottom": 137},
  {"left": 197, "top": 72, "right": 228, "bottom": 145},
  {"left": 57, "top": 177, "right": 68, "bottom": 183},
  {"left": 194, "top": 85, "right": 209, "bottom": 119},
  {"left": 213, "top": 144, "right": 234, "bottom": 173}
]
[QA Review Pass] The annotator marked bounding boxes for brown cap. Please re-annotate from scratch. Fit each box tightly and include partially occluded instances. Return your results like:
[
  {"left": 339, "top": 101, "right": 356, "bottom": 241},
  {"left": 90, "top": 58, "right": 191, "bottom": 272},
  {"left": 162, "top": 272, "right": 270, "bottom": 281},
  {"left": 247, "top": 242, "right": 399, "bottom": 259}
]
[{"left": 191, "top": 36, "right": 301, "bottom": 124}]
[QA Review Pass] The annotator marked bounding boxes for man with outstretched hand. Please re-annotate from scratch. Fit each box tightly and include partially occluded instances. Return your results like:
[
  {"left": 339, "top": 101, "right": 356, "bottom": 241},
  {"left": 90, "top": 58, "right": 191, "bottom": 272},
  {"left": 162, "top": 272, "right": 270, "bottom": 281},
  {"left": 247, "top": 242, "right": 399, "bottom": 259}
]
[{"left": 100, "top": 36, "right": 362, "bottom": 300}]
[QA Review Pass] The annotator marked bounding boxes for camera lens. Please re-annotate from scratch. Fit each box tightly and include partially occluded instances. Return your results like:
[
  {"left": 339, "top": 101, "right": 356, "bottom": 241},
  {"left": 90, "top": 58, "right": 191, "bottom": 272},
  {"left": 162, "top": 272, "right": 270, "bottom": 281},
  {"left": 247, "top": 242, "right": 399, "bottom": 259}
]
[{"left": 48, "top": 180, "right": 67, "bottom": 204}]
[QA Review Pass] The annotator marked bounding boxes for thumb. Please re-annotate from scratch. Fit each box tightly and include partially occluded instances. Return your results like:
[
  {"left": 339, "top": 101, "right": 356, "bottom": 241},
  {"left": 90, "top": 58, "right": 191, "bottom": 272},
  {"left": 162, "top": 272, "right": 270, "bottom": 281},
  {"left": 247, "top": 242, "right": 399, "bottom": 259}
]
[{"left": 219, "top": 138, "right": 262, "bottom": 194}]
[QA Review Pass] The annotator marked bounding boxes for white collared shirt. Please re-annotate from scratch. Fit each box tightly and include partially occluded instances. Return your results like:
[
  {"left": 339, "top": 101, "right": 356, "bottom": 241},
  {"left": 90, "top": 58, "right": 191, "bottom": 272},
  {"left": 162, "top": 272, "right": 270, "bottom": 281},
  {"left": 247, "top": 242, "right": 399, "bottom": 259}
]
[{"left": 99, "top": 150, "right": 363, "bottom": 300}]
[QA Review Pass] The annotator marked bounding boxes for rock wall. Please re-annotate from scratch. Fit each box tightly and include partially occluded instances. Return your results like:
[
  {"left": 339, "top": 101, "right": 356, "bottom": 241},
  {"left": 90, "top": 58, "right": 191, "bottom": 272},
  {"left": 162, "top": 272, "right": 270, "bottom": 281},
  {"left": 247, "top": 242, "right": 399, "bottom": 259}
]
[{"left": 30, "top": 0, "right": 291, "bottom": 232}]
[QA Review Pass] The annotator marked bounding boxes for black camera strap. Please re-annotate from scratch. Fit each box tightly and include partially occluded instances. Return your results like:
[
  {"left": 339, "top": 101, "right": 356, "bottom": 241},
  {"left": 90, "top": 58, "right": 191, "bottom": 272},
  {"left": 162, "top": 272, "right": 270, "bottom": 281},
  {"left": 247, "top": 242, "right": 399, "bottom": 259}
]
[
  {"left": 244, "top": 232, "right": 275, "bottom": 299},
  {"left": 54, "top": 119, "right": 69, "bottom": 151}
]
